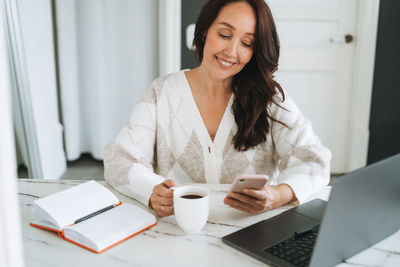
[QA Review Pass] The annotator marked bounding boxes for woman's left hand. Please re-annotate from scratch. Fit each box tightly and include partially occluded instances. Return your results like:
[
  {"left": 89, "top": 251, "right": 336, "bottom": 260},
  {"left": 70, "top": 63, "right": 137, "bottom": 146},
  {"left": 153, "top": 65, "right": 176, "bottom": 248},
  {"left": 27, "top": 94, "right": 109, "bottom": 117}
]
[{"left": 223, "top": 184, "right": 295, "bottom": 214}]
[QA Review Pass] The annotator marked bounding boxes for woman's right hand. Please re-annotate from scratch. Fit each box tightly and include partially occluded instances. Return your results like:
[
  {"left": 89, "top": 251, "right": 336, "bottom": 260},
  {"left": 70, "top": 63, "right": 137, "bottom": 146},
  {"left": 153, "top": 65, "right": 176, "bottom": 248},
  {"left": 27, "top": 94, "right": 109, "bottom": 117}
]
[{"left": 149, "top": 179, "right": 176, "bottom": 217}]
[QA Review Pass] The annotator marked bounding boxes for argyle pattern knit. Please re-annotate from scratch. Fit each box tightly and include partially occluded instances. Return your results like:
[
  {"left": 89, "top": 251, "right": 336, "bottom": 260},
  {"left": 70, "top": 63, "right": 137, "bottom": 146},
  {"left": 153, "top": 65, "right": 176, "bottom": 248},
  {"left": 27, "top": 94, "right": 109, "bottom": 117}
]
[{"left": 104, "top": 71, "right": 331, "bottom": 206}]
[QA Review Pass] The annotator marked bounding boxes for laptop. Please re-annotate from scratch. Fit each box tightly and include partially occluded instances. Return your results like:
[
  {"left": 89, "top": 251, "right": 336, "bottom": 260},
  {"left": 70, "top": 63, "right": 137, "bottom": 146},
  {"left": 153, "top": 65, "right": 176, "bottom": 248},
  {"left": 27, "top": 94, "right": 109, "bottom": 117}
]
[{"left": 222, "top": 154, "right": 400, "bottom": 267}]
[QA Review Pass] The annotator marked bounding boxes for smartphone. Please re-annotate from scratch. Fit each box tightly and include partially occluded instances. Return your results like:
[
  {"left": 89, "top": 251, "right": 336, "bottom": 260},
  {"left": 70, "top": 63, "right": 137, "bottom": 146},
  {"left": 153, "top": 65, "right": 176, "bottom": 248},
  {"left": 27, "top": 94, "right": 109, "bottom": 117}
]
[{"left": 228, "top": 174, "right": 269, "bottom": 194}]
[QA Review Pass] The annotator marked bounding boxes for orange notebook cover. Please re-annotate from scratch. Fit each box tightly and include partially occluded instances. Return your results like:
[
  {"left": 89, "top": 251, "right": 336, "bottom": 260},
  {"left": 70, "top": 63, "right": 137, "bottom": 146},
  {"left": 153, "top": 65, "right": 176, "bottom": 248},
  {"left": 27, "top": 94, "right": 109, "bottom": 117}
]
[
  {"left": 29, "top": 219, "right": 157, "bottom": 253},
  {"left": 30, "top": 181, "right": 157, "bottom": 253}
]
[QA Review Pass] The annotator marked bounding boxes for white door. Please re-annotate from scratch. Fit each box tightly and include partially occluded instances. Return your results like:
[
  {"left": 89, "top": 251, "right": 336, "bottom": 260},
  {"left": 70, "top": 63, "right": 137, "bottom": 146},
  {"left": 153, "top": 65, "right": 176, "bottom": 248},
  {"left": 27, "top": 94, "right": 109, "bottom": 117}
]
[{"left": 267, "top": 0, "right": 359, "bottom": 173}]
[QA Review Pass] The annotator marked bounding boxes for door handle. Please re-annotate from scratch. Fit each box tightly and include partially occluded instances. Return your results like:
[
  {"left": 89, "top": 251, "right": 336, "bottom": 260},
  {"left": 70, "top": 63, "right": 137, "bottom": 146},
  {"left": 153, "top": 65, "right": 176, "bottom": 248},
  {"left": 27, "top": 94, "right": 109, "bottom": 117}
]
[{"left": 330, "top": 34, "right": 354, "bottom": 44}]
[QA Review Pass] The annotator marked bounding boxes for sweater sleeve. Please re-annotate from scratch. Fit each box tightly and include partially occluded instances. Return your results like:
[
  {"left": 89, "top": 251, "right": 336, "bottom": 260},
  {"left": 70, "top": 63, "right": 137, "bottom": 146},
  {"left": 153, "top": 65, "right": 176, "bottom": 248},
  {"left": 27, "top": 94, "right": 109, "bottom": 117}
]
[
  {"left": 270, "top": 93, "right": 331, "bottom": 204},
  {"left": 104, "top": 82, "right": 164, "bottom": 207}
]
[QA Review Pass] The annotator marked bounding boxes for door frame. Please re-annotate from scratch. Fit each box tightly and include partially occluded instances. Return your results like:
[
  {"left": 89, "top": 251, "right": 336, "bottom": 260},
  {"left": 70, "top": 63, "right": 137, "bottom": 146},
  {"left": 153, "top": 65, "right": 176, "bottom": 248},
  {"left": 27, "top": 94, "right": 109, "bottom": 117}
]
[
  {"left": 158, "top": 0, "right": 181, "bottom": 76},
  {"left": 347, "top": 0, "right": 380, "bottom": 171},
  {"left": 160, "top": 0, "right": 381, "bottom": 172},
  {"left": 4, "top": 0, "right": 44, "bottom": 178}
]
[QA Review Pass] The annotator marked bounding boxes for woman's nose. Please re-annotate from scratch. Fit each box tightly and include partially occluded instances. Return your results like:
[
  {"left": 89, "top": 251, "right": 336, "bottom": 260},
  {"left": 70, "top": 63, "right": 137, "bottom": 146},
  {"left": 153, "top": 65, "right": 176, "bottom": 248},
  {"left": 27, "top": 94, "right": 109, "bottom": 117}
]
[{"left": 224, "top": 40, "right": 239, "bottom": 58}]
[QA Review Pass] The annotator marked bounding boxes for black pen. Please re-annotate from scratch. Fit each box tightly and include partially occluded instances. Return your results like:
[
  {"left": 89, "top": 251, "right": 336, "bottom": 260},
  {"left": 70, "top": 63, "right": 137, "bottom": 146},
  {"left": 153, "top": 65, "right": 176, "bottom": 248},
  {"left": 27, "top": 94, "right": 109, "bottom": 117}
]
[{"left": 74, "top": 204, "right": 117, "bottom": 224}]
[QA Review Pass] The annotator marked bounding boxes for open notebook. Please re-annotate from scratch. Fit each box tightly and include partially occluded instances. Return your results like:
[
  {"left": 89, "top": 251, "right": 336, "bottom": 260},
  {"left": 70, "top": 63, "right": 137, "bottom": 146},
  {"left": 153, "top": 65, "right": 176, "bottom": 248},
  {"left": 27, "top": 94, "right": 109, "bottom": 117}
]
[{"left": 30, "top": 180, "right": 157, "bottom": 253}]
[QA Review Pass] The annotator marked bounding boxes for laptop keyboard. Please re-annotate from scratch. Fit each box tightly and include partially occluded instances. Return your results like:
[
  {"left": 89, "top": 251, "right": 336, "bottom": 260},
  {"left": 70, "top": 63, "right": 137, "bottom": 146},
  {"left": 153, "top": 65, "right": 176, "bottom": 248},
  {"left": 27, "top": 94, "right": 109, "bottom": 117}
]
[{"left": 264, "top": 231, "right": 317, "bottom": 267}]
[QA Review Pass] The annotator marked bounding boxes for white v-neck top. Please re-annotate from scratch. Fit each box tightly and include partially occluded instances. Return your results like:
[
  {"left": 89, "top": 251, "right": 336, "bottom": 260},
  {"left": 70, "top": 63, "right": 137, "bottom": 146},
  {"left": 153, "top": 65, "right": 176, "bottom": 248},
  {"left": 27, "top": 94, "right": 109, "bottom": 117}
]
[
  {"left": 104, "top": 71, "right": 331, "bottom": 206},
  {"left": 183, "top": 74, "right": 235, "bottom": 185}
]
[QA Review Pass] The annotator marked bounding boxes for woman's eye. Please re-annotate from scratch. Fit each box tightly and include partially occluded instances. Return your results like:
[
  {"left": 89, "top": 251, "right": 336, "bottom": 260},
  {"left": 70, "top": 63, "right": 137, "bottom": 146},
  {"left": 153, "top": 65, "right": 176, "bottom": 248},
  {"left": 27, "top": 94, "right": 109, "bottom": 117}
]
[
  {"left": 242, "top": 42, "right": 252, "bottom": 48},
  {"left": 219, "top": 33, "right": 230, "bottom": 39}
]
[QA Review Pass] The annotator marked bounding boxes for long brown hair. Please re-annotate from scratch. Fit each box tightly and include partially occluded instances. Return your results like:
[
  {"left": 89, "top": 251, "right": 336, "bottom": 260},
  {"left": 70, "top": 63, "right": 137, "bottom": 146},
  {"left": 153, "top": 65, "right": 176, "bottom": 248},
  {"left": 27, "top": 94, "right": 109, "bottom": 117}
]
[{"left": 193, "top": 0, "right": 285, "bottom": 151}]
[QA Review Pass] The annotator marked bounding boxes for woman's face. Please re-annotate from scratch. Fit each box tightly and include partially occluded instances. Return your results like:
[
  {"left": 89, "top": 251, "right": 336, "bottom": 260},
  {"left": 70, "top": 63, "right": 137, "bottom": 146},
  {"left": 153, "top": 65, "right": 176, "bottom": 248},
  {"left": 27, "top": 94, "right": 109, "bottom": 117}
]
[{"left": 201, "top": 1, "right": 256, "bottom": 82}]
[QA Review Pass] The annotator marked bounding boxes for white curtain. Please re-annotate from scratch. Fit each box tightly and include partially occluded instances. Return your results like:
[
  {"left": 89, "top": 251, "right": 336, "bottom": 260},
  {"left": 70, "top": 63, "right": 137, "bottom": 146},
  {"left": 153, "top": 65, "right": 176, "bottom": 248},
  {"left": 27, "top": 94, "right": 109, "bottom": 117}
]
[{"left": 56, "top": 0, "right": 159, "bottom": 161}]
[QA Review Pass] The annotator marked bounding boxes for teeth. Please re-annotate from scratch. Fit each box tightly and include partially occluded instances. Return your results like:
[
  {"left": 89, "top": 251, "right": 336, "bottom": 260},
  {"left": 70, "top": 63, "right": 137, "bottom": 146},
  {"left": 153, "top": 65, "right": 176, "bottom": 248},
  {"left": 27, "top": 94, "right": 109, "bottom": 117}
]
[{"left": 218, "top": 57, "right": 233, "bottom": 66}]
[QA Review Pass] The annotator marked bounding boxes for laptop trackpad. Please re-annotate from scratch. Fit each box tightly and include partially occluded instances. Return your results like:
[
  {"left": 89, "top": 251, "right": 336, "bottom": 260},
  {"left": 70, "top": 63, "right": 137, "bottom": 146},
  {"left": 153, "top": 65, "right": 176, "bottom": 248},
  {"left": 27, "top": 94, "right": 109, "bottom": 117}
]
[{"left": 270, "top": 211, "right": 319, "bottom": 236}]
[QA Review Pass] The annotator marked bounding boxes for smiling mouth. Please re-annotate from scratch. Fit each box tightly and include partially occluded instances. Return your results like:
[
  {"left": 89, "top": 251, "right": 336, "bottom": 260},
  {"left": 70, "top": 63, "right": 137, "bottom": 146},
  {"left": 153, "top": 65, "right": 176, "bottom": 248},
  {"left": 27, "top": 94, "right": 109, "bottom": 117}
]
[{"left": 216, "top": 56, "right": 235, "bottom": 68}]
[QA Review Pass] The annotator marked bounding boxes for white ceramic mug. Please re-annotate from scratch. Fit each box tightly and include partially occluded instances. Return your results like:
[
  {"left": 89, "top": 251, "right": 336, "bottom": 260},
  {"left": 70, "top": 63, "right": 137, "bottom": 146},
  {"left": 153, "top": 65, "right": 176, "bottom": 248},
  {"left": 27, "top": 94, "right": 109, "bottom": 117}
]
[{"left": 173, "top": 185, "right": 210, "bottom": 234}]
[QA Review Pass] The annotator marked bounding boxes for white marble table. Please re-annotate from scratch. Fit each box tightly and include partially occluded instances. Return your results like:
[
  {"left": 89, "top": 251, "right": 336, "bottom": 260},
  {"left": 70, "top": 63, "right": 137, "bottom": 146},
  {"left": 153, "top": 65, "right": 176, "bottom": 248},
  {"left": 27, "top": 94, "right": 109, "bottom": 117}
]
[{"left": 18, "top": 179, "right": 400, "bottom": 267}]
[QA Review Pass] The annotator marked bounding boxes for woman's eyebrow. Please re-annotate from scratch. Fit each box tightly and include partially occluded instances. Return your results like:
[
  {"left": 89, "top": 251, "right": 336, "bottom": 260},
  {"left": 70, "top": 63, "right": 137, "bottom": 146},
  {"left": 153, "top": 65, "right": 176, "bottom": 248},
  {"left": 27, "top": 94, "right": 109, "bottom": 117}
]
[{"left": 217, "top": 22, "right": 255, "bottom": 36}]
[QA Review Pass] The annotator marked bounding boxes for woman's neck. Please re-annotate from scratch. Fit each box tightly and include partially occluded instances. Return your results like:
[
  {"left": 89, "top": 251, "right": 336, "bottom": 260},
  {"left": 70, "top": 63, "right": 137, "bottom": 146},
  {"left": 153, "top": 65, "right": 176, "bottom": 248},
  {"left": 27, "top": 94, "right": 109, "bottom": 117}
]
[{"left": 188, "top": 66, "right": 233, "bottom": 98}]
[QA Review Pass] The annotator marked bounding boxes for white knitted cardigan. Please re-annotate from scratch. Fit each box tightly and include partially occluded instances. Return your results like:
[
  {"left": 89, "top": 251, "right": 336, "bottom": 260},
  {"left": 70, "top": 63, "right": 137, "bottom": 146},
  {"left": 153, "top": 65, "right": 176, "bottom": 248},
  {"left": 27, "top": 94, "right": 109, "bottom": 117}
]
[{"left": 104, "top": 71, "right": 331, "bottom": 206}]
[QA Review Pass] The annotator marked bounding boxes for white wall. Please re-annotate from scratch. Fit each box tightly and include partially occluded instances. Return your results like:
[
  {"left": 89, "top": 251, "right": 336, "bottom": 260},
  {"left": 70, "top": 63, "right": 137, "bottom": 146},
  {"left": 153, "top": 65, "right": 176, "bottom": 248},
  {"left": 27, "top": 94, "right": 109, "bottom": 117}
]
[
  {"left": 15, "top": 0, "right": 160, "bottom": 178},
  {"left": 76, "top": 0, "right": 159, "bottom": 159},
  {"left": 19, "top": 0, "right": 66, "bottom": 178},
  {"left": 57, "top": 0, "right": 160, "bottom": 161},
  {"left": 0, "top": 1, "right": 24, "bottom": 264}
]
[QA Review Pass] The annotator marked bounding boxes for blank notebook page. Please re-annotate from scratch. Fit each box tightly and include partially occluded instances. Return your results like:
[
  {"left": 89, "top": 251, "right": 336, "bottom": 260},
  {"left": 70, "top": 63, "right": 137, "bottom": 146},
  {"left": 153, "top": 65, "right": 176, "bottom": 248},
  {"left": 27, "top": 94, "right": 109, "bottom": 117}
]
[
  {"left": 63, "top": 204, "right": 156, "bottom": 251},
  {"left": 33, "top": 181, "right": 120, "bottom": 228}
]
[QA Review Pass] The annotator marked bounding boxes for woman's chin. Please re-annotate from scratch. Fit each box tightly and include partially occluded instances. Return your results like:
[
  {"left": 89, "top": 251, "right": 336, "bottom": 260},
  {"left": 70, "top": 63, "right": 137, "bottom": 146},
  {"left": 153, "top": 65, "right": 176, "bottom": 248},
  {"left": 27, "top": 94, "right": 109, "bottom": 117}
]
[
  {"left": 210, "top": 68, "right": 238, "bottom": 81},
  {"left": 200, "top": 62, "right": 240, "bottom": 81}
]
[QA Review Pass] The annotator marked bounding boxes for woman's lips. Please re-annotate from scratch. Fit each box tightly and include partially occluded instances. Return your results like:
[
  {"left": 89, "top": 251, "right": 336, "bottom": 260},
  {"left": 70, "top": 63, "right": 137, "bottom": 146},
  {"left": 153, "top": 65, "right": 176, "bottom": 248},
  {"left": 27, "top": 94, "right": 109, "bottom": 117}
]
[{"left": 216, "top": 56, "right": 235, "bottom": 68}]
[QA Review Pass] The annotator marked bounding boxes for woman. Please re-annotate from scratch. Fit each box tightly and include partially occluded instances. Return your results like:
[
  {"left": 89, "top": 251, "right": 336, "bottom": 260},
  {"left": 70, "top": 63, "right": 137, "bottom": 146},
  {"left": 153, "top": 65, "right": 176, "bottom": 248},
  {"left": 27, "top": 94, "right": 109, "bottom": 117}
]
[{"left": 104, "top": 0, "right": 331, "bottom": 217}]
